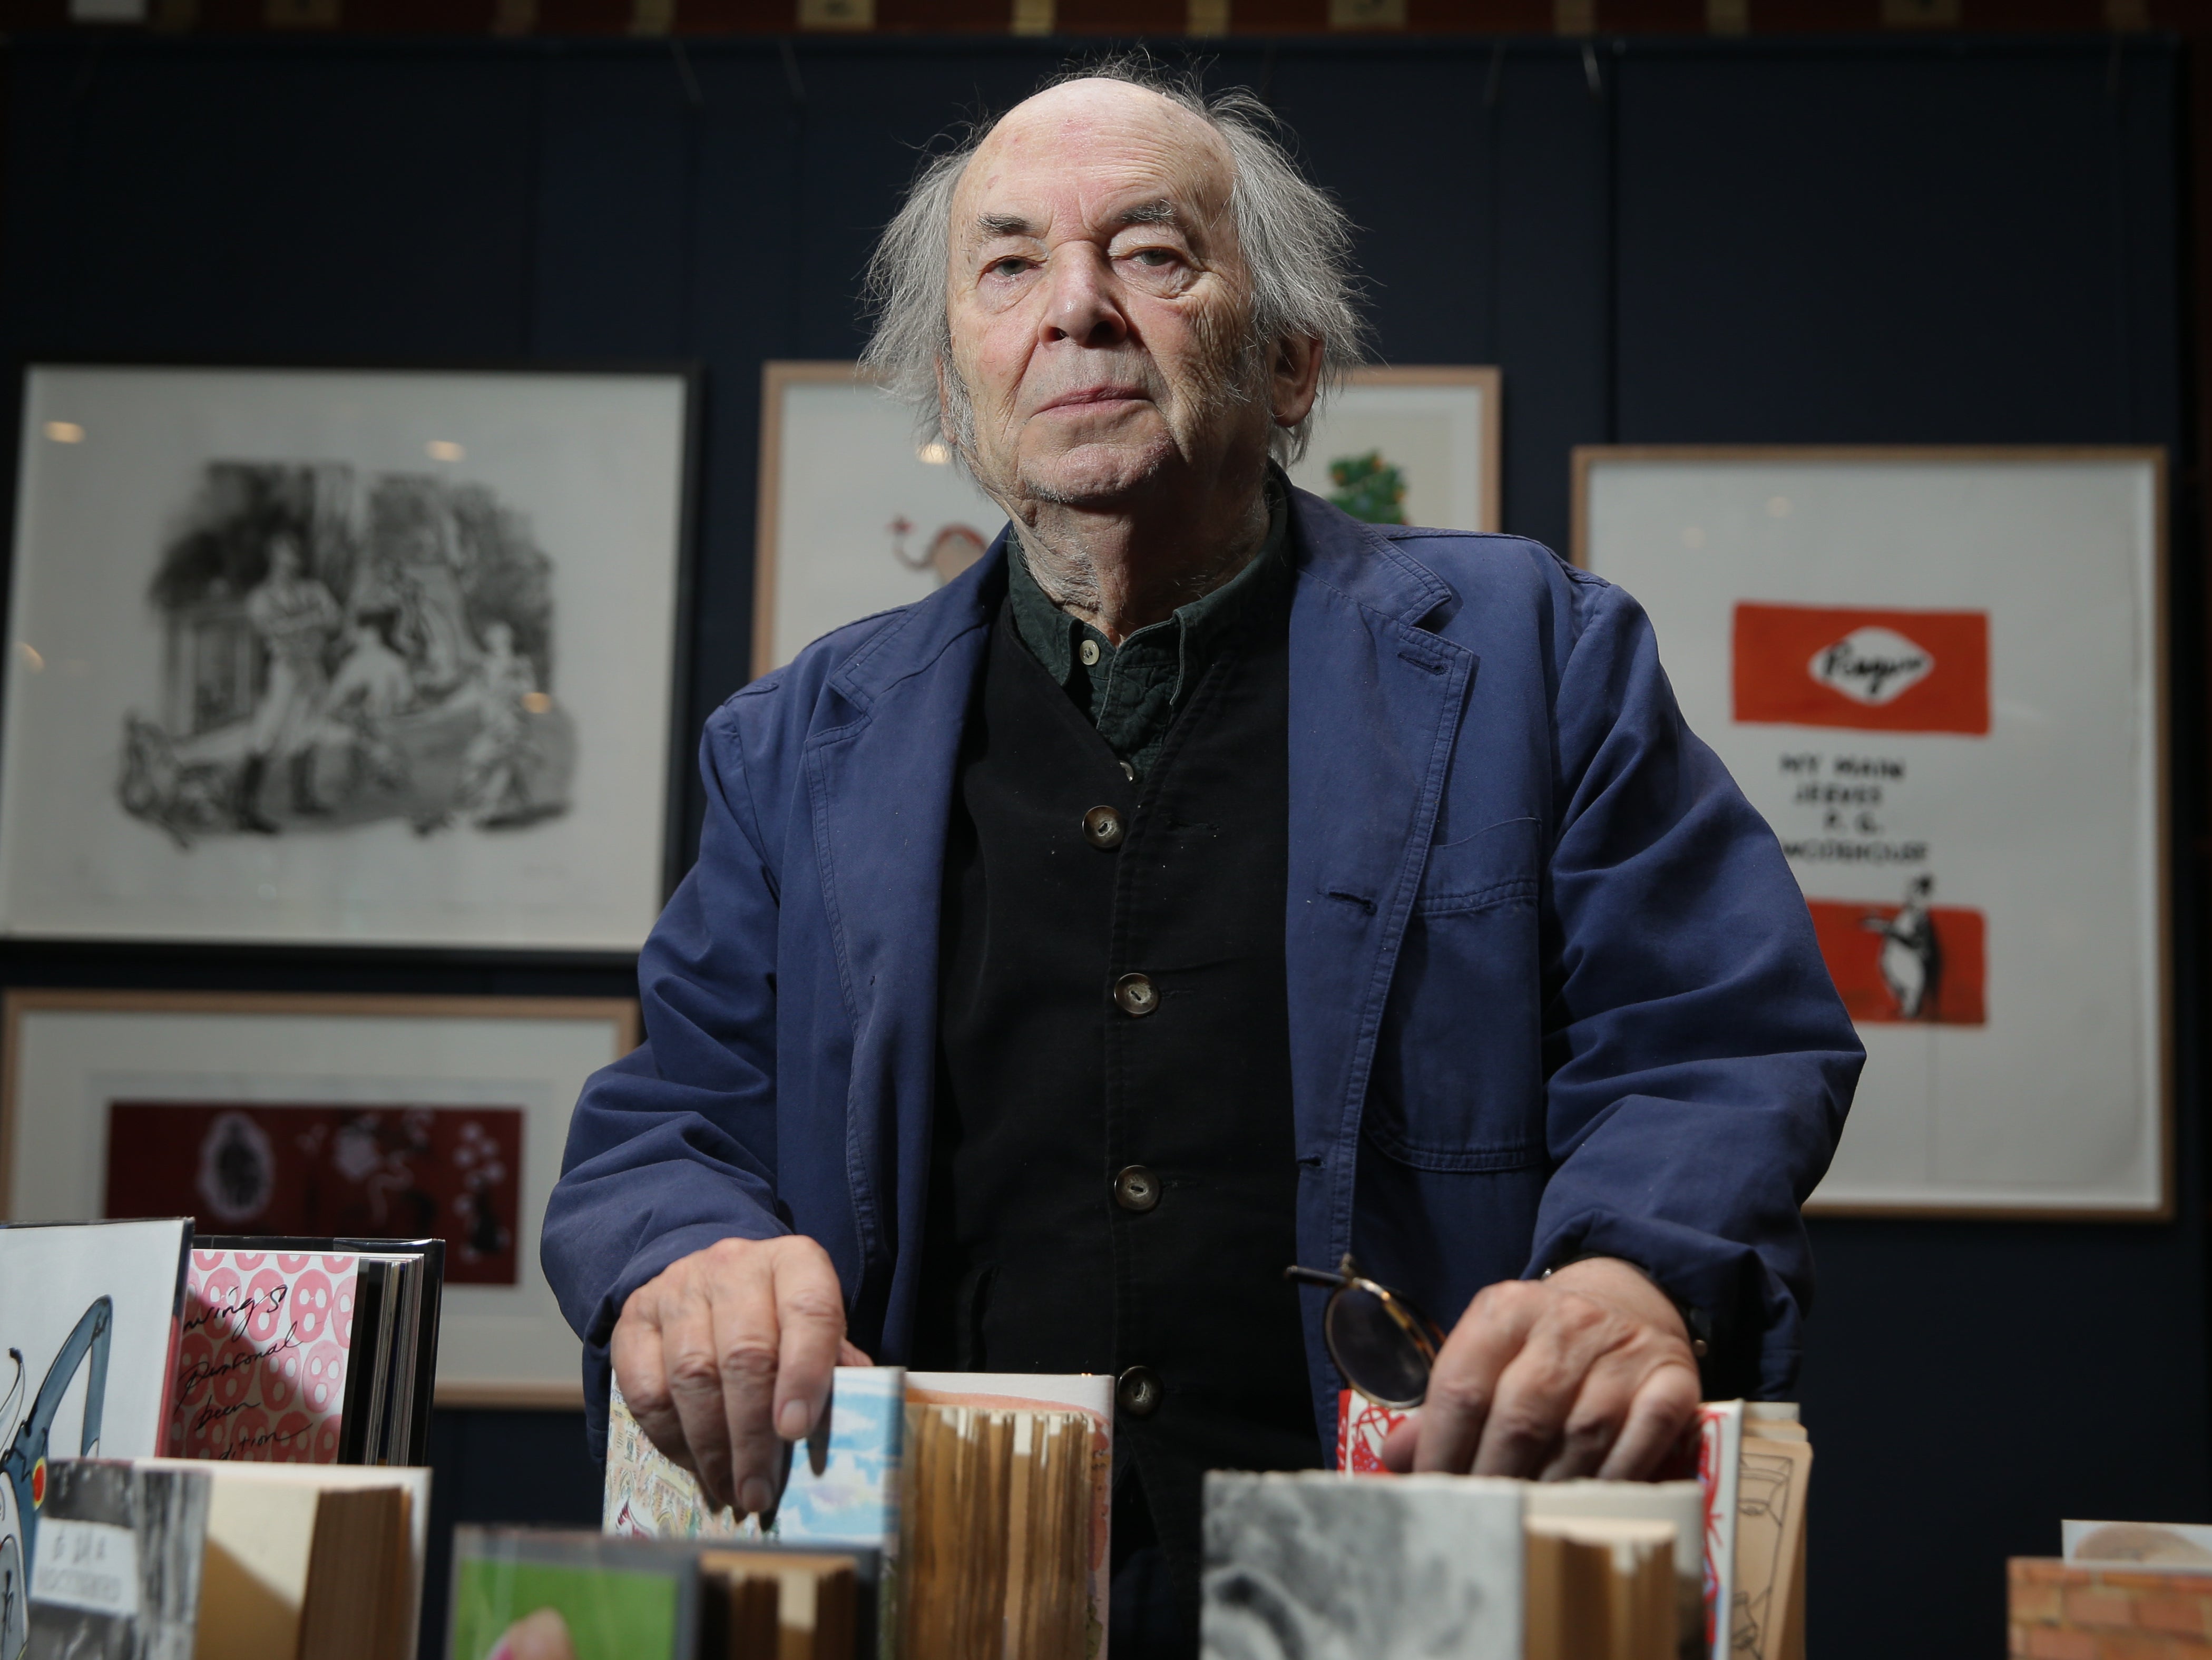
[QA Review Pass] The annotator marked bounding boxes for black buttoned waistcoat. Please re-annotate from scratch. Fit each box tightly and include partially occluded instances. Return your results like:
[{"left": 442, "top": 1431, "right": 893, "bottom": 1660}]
[{"left": 917, "top": 595, "right": 1323, "bottom": 1597}]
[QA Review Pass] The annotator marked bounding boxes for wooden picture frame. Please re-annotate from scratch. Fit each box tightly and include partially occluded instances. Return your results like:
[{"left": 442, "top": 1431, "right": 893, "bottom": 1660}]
[
  {"left": 751, "top": 360, "right": 1504, "bottom": 678},
  {"left": 1573, "top": 445, "right": 2170, "bottom": 1219},
  {"left": 2, "top": 988, "right": 640, "bottom": 1407}
]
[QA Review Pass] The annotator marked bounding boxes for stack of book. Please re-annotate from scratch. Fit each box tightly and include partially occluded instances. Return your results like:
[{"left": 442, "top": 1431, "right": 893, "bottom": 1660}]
[
  {"left": 1328, "top": 1391, "right": 1812, "bottom": 1660},
  {"left": 604, "top": 1366, "right": 1112, "bottom": 1660},
  {"left": 599, "top": 1371, "right": 1805, "bottom": 1660},
  {"left": 24, "top": 1457, "right": 429, "bottom": 1660},
  {"left": 0, "top": 1219, "right": 446, "bottom": 1658},
  {"left": 174, "top": 1235, "right": 445, "bottom": 1467},
  {"left": 2010, "top": 1519, "right": 2212, "bottom": 1657}
]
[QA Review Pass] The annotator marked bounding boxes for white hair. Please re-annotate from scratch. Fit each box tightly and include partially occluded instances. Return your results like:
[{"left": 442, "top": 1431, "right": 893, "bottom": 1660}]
[{"left": 858, "top": 54, "right": 1371, "bottom": 465}]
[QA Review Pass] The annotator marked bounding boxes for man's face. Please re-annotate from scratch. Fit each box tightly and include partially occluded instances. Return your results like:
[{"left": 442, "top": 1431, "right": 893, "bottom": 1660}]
[{"left": 943, "top": 81, "right": 1268, "bottom": 510}]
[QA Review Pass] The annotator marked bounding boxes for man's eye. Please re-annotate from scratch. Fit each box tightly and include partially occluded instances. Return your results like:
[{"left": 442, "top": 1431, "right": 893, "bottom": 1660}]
[
  {"left": 987, "top": 257, "right": 1031, "bottom": 279},
  {"left": 1130, "top": 249, "right": 1178, "bottom": 268}
]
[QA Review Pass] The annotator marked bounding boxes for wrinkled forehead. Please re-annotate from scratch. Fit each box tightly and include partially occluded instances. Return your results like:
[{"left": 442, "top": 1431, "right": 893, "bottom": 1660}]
[{"left": 951, "top": 80, "right": 1238, "bottom": 248}]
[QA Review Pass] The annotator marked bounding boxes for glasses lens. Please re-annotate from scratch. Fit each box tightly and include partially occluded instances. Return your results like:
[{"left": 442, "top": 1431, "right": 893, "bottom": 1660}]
[{"left": 1325, "top": 1285, "right": 1430, "bottom": 1408}]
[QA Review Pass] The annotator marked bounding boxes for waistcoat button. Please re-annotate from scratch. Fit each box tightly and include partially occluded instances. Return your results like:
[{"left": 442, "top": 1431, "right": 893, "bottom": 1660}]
[
  {"left": 1117, "top": 1365, "right": 1163, "bottom": 1418},
  {"left": 1113, "top": 1165, "right": 1162, "bottom": 1212},
  {"left": 1112, "top": 973, "right": 1158, "bottom": 1017},
  {"left": 1082, "top": 805, "right": 1125, "bottom": 849}
]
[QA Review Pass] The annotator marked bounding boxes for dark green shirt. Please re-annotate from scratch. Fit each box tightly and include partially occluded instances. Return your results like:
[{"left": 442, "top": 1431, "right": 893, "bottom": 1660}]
[{"left": 1004, "top": 477, "right": 1289, "bottom": 782}]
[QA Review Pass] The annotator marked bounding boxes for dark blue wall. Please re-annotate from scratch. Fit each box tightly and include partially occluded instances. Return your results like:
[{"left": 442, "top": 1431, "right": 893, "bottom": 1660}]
[{"left": 0, "top": 32, "right": 2193, "bottom": 1658}]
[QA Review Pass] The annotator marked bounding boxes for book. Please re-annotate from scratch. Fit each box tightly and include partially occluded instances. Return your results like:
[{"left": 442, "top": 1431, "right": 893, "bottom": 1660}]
[
  {"left": 1694, "top": 1400, "right": 1743, "bottom": 1660},
  {"left": 606, "top": 1367, "right": 904, "bottom": 1551},
  {"left": 1202, "top": 1470, "right": 1524, "bottom": 1659},
  {"left": 2063, "top": 1517, "right": 2212, "bottom": 1568},
  {"left": 176, "top": 1237, "right": 444, "bottom": 1468},
  {"left": 903, "top": 1371, "right": 1112, "bottom": 1660},
  {"left": 27, "top": 1458, "right": 427, "bottom": 1660},
  {"left": 2011, "top": 1556, "right": 2212, "bottom": 1654},
  {"left": 448, "top": 1529, "right": 704, "bottom": 1660},
  {"left": 1731, "top": 1431, "right": 1809, "bottom": 1660},
  {"left": 1526, "top": 1515, "right": 1678, "bottom": 1660},
  {"left": 145, "top": 1457, "right": 432, "bottom": 1660},
  {"left": 698, "top": 1550, "right": 857, "bottom": 1660},
  {"left": 0, "top": 1220, "right": 194, "bottom": 1601},
  {"left": 1525, "top": 1480, "right": 1705, "bottom": 1659},
  {"left": 25, "top": 1459, "right": 211, "bottom": 1660}
]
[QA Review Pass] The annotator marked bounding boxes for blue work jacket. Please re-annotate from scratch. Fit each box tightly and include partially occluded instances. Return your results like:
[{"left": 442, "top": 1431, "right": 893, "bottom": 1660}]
[{"left": 543, "top": 489, "right": 1862, "bottom": 1453}]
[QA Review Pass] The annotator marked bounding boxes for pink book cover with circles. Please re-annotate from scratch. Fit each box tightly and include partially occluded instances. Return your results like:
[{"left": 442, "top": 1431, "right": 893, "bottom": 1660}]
[{"left": 167, "top": 1249, "right": 359, "bottom": 1462}]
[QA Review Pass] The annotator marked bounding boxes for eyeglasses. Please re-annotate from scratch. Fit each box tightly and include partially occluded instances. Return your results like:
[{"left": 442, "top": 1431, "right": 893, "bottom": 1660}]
[{"left": 1284, "top": 1254, "right": 1445, "bottom": 1411}]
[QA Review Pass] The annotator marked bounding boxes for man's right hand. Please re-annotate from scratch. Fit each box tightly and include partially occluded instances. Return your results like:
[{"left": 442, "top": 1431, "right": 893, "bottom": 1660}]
[{"left": 611, "top": 1235, "right": 867, "bottom": 1520}]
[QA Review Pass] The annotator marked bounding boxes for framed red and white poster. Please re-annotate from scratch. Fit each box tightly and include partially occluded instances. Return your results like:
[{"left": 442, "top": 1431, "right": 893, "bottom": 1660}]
[{"left": 1574, "top": 447, "right": 2168, "bottom": 1218}]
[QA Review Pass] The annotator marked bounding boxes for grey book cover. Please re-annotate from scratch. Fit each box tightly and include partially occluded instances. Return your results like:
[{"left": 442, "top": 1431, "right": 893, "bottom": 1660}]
[
  {"left": 1201, "top": 1470, "right": 1524, "bottom": 1660},
  {"left": 27, "top": 1460, "right": 209, "bottom": 1660}
]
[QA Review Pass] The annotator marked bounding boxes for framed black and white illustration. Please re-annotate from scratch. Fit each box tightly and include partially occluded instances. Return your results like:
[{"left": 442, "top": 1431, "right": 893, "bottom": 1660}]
[
  {"left": 0, "top": 364, "right": 694, "bottom": 950},
  {"left": 2, "top": 989, "right": 639, "bottom": 1407},
  {"left": 1574, "top": 446, "right": 2169, "bottom": 1218}
]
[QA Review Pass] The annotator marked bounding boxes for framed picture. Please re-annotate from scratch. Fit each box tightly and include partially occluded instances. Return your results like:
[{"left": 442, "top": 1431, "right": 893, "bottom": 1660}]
[
  {"left": 2, "top": 989, "right": 640, "bottom": 1405},
  {"left": 1573, "top": 446, "right": 2168, "bottom": 1218},
  {"left": 751, "top": 361, "right": 1501, "bottom": 675},
  {"left": 0, "top": 363, "right": 696, "bottom": 951}
]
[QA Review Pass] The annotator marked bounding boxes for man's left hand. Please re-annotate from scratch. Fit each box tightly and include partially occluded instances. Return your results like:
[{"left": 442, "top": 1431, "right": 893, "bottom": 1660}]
[{"left": 1381, "top": 1256, "right": 1701, "bottom": 1480}]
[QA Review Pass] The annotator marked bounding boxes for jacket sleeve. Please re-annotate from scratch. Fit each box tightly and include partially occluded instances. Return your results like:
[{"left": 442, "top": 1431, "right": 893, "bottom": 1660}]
[
  {"left": 540, "top": 702, "right": 791, "bottom": 1452},
  {"left": 1526, "top": 573, "right": 1863, "bottom": 1399}
]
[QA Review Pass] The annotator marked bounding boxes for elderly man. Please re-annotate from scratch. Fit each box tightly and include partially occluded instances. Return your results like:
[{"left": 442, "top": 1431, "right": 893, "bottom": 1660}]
[{"left": 545, "top": 63, "right": 1859, "bottom": 1654}]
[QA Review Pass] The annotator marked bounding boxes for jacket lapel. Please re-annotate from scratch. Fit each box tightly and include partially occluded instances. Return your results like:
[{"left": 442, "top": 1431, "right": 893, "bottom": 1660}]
[
  {"left": 1284, "top": 491, "right": 1479, "bottom": 1266},
  {"left": 805, "top": 541, "right": 1004, "bottom": 1343}
]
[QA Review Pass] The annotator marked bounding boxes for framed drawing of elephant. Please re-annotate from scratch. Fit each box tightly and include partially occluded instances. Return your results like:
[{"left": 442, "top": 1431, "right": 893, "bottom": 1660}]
[{"left": 751, "top": 360, "right": 1501, "bottom": 677}]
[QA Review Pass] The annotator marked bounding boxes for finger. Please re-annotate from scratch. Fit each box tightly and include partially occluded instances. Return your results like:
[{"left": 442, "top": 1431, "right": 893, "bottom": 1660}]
[
  {"left": 1596, "top": 1362, "right": 1701, "bottom": 1480},
  {"left": 770, "top": 1245, "right": 848, "bottom": 1443},
  {"left": 707, "top": 1254, "right": 786, "bottom": 1521},
  {"left": 1472, "top": 1288, "right": 1635, "bottom": 1478},
  {"left": 708, "top": 1257, "right": 787, "bottom": 1522},
  {"left": 611, "top": 1295, "right": 689, "bottom": 1472},
  {"left": 838, "top": 1338, "right": 874, "bottom": 1367},
  {"left": 1378, "top": 1413, "right": 1420, "bottom": 1475},
  {"left": 1471, "top": 1336, "right": 1583, "bottom": 1478},
  {"left": 1413, "top": 1284, "right": 1544, "bottom": 1474},
  {"left": 661, "top": 1278, "right": 741, "bottom": 1511},
  {"left": 1537, "top": 1361, "right": 1638, "bottom": 1480}
]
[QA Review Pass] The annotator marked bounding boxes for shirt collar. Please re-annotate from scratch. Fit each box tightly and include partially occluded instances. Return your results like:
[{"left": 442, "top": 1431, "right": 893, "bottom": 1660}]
[{"left": 1004, "top": 470, "right": 1290, "bottom": 700}]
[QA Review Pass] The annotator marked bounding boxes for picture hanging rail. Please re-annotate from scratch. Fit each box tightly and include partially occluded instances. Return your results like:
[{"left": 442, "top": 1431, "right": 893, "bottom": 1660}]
[
  {"left": 752, "top": 361, "right": 1501, "bottom": 677},
  {"left": 0, "top": 363, "right": 697, "bottom": 951},
  {"left": 2, "top": 989, "right": 641, "bottom": 1407},
  {"left": 1574, "top": 445, "right": 2169, "bottom": 1219}
]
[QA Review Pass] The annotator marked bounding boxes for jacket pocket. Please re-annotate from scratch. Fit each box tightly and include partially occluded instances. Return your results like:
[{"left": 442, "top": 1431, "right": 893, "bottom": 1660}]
[{"left": 1365, "top": 816, "right": 1546, "bottom": 1167}]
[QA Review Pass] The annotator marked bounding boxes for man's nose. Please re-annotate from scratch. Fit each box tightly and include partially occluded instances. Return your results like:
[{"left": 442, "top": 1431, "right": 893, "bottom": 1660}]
[{"left": 1040, "top": 247, "right": 1130, "bottom": 349}]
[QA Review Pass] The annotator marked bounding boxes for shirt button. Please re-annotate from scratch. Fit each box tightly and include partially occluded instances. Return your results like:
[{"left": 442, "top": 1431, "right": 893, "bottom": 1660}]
[
  {"left": 1112, "top": 973, "right": 1158, "bottom": 1017},
  {"left": 1117, "top": 1365, "right": 1163, "bottom": 1418},
  {"left": 1113, "top": 1165, "right": 1161, "bottom": 1213},
  {"left": 1118, "top": 759, "right": 1137, "bottom": 782},
  {"left": 1082, "top": 805, "right": 1125, "bottom": 849},
  {"left": 1080, "top": 639, "right": 1102, "bottom": 667}
]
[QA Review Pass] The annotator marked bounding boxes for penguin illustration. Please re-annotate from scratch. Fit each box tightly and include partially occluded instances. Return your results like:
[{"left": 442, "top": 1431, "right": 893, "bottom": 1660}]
[{"left": 1863, "top": 874, "right": 1942, "bottom": 1020}]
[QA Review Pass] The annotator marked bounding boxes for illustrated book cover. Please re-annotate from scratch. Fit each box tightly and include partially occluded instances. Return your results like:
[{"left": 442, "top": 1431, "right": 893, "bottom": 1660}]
[
  {"left": 1201, "top": 1470, "right": 1524, "bottom": 1660},
  {"left": 0, "top": 1219, "right": 193, "bottom": 1610}
]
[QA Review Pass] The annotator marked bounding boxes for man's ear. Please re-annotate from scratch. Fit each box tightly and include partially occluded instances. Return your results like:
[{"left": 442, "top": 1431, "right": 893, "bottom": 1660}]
[
  {"left": 1271, "top": 335, "right": 1325, "bottom": 431},
  {"left": 933, "top": 357, "right": 952, "bottom": 438}
]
